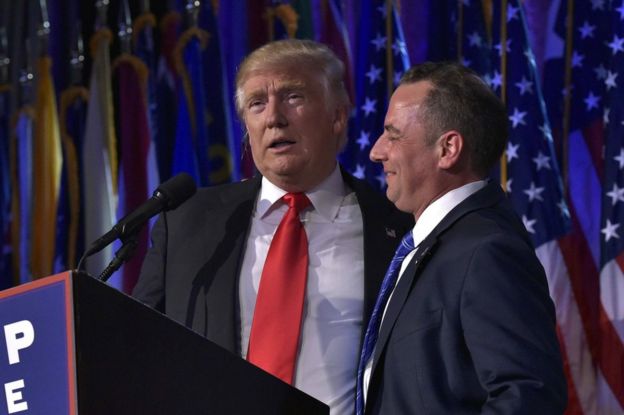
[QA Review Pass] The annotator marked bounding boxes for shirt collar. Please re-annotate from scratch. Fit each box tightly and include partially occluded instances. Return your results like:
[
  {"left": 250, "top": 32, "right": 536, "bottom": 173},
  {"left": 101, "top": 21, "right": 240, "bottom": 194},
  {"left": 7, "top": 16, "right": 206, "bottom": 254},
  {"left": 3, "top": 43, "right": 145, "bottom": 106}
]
[
  {"left": 411, "top": 180, "right": 487, "bottom": 247},
  {"left": 256, "top": 165, "right": 348, "bottom": 222}
]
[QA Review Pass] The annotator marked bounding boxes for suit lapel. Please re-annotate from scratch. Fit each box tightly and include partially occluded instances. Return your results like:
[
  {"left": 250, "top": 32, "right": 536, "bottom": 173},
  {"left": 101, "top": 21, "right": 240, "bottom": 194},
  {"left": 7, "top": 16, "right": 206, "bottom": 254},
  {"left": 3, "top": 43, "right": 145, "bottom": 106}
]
[
  {"left": 344, "top": 171, "right": 409, "bottom": 336},
  {"left": 368, "top": 180, "right": 507, "bottom": 378},
  {"left": 371, "top": 238, "right": 437, "bottom": 373},
  {"left": 198, "top": 177, "right": 261, "bottom": 353}
]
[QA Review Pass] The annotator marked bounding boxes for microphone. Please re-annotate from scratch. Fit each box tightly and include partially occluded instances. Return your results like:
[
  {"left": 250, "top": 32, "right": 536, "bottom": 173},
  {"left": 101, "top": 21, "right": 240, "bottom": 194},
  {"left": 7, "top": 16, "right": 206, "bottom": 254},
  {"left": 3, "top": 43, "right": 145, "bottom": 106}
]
[{"left": 82, "top": 172, "right": 197, "bottom": 261}]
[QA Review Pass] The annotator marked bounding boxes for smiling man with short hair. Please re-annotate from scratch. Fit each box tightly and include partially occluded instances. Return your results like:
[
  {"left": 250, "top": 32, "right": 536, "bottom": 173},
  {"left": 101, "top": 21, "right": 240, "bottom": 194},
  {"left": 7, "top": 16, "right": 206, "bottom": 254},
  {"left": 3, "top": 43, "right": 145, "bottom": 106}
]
[{"left": 357, "top": 61, "right": 567, "bottom": 415}]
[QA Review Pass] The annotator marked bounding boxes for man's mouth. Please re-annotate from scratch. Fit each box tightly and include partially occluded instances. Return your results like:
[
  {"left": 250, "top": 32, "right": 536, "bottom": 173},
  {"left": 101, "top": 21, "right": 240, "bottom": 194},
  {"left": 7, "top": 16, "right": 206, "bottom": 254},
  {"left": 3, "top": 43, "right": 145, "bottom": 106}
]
[{"left": 269, "top": 139, "right": 296, "bottom": 149}]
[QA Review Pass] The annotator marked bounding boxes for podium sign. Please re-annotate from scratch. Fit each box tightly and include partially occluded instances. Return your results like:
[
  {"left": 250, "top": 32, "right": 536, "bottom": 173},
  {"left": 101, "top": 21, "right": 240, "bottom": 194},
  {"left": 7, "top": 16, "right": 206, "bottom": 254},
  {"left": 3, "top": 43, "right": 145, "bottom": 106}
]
[
  {"left": 0, "top": 272, "right": 76, "bottom": 414},
  {"left": 0, "top": 272, "right": 328, "bottom": 414}
]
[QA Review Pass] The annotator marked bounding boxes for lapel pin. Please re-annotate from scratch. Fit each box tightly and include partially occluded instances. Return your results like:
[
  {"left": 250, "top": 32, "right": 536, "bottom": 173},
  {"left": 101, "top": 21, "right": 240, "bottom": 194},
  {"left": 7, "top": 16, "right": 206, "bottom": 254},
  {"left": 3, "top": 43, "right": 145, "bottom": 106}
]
[{"left": 385, "top": 227, "right": 396, "bottom": 238}]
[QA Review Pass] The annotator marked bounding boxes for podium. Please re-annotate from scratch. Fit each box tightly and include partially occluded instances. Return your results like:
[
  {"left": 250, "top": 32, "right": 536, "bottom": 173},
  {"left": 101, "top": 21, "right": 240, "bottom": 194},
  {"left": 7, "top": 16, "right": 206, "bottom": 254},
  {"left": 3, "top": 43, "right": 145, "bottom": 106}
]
[{"left": 0, "top": 272, "right": 328, "bottom": 414}]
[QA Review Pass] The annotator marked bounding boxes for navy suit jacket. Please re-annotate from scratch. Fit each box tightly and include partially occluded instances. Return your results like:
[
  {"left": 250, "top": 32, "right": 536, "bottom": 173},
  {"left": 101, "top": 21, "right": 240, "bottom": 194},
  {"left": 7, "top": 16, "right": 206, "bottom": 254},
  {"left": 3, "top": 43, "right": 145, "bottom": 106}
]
[
  {"left": 133, "top": 171, "right": 413, "bottom": 356},
  {"left": 365, "top": 181, "right": 567, "bottom": 414}
]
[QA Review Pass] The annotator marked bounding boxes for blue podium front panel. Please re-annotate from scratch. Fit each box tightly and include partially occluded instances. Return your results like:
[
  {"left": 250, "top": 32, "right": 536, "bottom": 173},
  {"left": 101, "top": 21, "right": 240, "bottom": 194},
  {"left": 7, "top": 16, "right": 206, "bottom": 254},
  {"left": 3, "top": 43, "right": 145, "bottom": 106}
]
[{"left": 0, "top": 272, "right": 76, "bottom": 415}]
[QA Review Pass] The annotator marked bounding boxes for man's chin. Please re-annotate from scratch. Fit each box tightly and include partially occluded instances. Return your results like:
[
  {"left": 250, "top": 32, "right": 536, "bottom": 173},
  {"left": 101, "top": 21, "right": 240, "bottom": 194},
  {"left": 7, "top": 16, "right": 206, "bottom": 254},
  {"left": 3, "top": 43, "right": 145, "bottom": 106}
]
[
  {"left": 262, "top": 168, "right": 309, "bottom": 191},
  {"left": 388, "top": 192, "right": 411, "bottom": 214},
  {"left": 386, "top": 190, "right": 400, "bottom": 207}
]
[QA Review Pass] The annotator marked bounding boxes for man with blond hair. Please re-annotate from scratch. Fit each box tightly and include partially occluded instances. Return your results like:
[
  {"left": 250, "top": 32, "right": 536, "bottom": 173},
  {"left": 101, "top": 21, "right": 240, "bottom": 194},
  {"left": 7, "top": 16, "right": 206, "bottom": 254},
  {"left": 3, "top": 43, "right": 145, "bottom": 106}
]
[{"left": 134, "top": 39, "right": 412, "bottom": 414}]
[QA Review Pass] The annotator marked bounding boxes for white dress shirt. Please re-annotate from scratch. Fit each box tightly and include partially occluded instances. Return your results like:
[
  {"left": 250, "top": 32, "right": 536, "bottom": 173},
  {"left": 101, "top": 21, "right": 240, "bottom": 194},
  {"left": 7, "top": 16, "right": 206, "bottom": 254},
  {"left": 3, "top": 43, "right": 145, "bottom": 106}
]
[
  {"left": 239, "top": 165, "right": 365, "bottom": 415},
  {"left": 362, "top": 180, "right": 487, "bottom": 402}
]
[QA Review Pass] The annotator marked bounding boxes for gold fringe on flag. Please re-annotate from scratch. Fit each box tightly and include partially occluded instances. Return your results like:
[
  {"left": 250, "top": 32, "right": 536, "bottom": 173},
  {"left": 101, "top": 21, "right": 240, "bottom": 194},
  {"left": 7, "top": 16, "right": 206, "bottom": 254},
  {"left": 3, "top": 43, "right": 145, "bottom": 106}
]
[
  {"left": 173, "top": 27, "right": 210, "bottom": 138},
  {"left": 132, "top": 12, "right": 157, "bottom": 48},
  {"left": 31, "top": 56, "right": 63, "bottom": 278},
  {"left": 275, "top": 4, "right": 299, "bottom": 39},
  {"left": 112, "top": 54, "right": 150, "bottom": 102},
  {"left": 266, "top": 4, "right": 299, "bottom": 40},
  {"left": 160, "top": 10, "right": 181, "bottom": 33},
  {"left": 59, "top": 86, "right": 89, "bottom": 269}
]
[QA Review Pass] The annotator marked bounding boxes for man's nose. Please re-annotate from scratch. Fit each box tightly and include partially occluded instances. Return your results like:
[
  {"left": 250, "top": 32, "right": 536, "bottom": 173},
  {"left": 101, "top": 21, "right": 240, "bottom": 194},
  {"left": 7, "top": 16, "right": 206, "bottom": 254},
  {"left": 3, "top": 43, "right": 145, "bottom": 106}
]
[
  {"left": 266, "top": 99, "right": 288, "bottom": 128},
  {"left": 369, "top": 135, "right": 387, "bottom": 162}
]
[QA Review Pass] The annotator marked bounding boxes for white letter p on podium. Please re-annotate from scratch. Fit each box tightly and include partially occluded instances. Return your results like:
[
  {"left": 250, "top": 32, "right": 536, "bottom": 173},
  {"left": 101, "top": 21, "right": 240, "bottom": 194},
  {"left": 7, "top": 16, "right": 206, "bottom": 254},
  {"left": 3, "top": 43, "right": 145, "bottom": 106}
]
[{"left": 4, "top": 320, "right": 35, "bottom": 365}]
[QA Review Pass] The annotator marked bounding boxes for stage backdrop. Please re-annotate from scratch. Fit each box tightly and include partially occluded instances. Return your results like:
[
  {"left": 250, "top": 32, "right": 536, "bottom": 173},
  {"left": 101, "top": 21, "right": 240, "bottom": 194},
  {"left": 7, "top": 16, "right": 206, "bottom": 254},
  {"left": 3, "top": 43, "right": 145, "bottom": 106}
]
[{"left": 0, "top": 1, "right": 622, "bottom": 413}]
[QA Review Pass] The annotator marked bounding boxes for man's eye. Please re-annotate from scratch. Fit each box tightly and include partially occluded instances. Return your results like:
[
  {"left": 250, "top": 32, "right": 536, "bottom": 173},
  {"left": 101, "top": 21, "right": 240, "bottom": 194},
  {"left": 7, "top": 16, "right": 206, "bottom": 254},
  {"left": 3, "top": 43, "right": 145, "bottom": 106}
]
[
  {"left": 286, "top": 93, "right": 304, "bottom": 103},
  {"left": 248, "top": 100, "right": 265, "bottom": 112}
]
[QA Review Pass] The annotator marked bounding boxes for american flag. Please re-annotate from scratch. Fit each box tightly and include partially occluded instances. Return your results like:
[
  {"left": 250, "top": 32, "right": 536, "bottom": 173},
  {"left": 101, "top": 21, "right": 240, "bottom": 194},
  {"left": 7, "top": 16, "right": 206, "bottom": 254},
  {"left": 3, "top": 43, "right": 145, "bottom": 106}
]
[
  {"left": 541, "top": 0, "right": 624, "bottom": 412},
  {"left": 458, "top": 0, "right": 491, "bottom": 79},
  {"left": 339, "top": 0, "right": 410, "bottom": 190},
  {"left": 489, "top": 1, "right": 570, "bottom": 246},
  {"left": 456, "top": 1, "right": 624, "bottom": 410}
]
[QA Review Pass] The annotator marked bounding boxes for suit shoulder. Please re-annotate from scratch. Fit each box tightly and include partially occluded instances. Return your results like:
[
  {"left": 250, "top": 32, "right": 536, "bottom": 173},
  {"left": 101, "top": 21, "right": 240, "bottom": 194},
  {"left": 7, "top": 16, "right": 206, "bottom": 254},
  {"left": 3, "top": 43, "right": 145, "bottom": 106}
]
[
  {"left": 346, "top": 173, "right": 414, "bottom": 230},
  {"left": 188, "top": 178, "right": 259, "bottom": 205},
  {"left": 168, "top": 178, "right": 259, "bottom": 220},
  {"left": 450, "top": 204, "right": 536, "bottom": 253}
]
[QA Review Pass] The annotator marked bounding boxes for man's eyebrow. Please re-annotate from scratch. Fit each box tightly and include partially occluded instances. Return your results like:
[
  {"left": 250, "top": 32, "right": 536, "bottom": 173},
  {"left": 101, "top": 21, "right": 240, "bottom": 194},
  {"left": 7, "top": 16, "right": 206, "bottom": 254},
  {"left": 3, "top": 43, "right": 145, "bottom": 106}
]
[
  {"left": 243, "top": 88, "right": 270, "bottom": 104},
  {"left": 384, "top": 124, "right": 401, "bottom": 134},
  {"left": 244, "top": 80, "right": 307, "bottom": 100},
  {"left": 277, "top": 80, "right": 307, "bottom": 91}
]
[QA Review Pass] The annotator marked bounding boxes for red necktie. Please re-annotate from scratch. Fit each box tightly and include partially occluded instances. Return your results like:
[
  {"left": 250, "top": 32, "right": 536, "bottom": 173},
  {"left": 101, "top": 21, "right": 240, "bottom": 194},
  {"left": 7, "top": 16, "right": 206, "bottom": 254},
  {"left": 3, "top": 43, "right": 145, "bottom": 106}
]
[{"left": 247, "top": 192, "right": 311, "bottom": 384}]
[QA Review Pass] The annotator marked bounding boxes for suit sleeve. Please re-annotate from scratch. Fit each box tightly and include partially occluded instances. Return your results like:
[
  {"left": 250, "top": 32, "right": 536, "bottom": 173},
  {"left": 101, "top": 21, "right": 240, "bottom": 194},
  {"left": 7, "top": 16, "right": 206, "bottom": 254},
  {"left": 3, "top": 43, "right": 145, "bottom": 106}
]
[
  {"left": 460, "top": 233, "right": 567, "bottom": 414},
  {"left": 132, "top": 214, "right": 166, "bottom": 311}
]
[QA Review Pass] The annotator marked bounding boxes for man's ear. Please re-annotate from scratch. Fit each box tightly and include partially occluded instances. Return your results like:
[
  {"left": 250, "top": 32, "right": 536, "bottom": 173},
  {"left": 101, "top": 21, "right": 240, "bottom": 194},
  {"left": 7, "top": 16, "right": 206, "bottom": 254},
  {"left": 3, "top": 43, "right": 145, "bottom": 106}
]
[
  {"left": 332, "top": 105, "right": 348, "bottom": 136},
  {"left": 437, "top": 130, "right": 463, "bottom": 170}
]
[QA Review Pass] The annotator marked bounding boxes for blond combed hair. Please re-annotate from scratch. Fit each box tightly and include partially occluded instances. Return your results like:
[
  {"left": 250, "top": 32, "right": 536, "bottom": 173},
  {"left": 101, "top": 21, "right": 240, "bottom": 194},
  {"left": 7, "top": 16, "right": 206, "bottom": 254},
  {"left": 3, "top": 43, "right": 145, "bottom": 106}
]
[{"left": 235, "top": 39, "right": 350, "bottom": 118}]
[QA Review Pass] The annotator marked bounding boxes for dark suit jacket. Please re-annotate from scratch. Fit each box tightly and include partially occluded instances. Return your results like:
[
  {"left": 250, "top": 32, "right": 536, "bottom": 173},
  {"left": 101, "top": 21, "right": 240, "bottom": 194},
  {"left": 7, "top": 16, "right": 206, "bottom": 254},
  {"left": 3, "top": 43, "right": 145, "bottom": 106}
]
[
  {"left": 365, "top": 181, "right": 567, "bottom": 414},
  {"left": 133, "top": 171, "right": 413, "bottom": 356}
]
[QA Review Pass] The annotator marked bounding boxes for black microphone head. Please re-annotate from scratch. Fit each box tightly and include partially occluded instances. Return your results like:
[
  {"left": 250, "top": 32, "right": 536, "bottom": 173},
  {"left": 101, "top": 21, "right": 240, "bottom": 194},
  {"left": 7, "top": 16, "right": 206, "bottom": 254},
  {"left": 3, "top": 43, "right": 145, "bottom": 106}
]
[{"left": 154, "top": 172, "right": 197, "bottom": 210}]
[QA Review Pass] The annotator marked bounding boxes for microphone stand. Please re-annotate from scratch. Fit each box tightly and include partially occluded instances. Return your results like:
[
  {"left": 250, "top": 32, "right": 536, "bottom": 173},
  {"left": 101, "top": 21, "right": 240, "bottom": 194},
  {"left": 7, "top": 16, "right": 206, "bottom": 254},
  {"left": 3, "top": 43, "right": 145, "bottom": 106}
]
[{"left": 98, "top": 237, "right": 139, "bottom": 282}]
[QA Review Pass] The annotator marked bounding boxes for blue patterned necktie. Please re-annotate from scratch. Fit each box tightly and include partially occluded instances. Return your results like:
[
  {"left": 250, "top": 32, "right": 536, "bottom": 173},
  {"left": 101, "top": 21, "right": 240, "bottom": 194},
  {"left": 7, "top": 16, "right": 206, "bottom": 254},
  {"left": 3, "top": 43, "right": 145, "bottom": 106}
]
[{"left": 355, "top": 231, "right": 415, "bottom": 415}]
